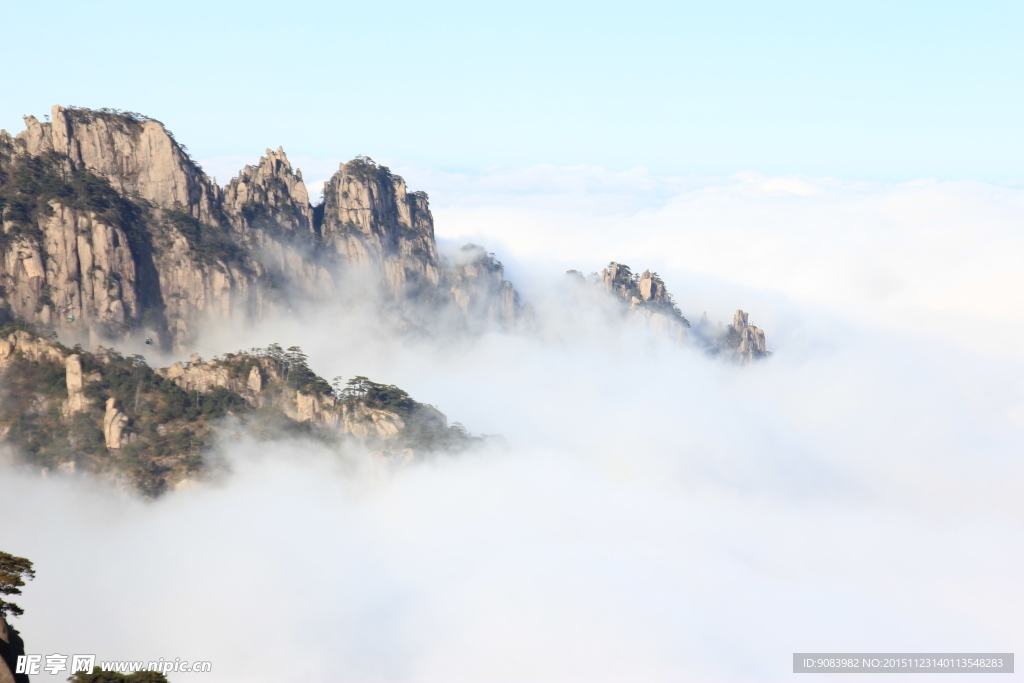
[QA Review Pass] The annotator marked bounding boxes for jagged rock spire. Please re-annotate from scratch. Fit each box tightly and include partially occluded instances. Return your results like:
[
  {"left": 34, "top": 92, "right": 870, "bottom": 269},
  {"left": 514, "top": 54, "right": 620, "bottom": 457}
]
[
  {"left": 726, "top": 310, "right": 768, "bottom": 363},
  {"left": 319, "top": 156, "right": 441, "bottom": 297},
  {"left": 223, "top": 147, "right": 314, "bottom": 235}
]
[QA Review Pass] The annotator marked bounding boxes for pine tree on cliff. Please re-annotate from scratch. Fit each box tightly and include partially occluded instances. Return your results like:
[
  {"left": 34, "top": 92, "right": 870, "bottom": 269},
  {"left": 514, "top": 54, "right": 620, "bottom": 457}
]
[{"left": 0, "top": 551, "right": 34, "bottom": 619}]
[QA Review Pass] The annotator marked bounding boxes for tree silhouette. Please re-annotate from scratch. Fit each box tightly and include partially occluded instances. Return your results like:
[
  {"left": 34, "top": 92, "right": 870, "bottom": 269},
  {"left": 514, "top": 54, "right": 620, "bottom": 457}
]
[{"left": 0, "top": 551, "right": 34, "bottom": 619}]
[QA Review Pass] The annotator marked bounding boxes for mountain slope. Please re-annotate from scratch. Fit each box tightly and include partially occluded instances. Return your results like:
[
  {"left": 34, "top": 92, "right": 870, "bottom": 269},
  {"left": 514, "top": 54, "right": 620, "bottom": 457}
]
[
  {"left": 0, "top": 324, "right": 478, "bottom": 496},
  {"left": 0, "top": 106, "right": 526, "bottom": 351}
]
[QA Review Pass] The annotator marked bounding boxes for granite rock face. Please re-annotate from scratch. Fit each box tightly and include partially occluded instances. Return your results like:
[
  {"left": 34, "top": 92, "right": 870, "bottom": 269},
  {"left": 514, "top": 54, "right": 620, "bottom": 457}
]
[
  {"left": 0, "top": 200, "right": 140, "bottom": 339},
  {"left": 222, "top": 148, "right": 332, "bottom": 299},
  {"left": 320, "top": 156, "right": 442, "bottom": 299},
  {"left": 0, "top": 106, "right": 525, "bottom": 349},
  {"left": 448, "top": 244, "right": 529, "bottom": 332},
  {"left": 103, "top": 397, "right": 128, "bottom": 449},
  {"left": 1, "top": 106, "right": 260, "bottom": 349},
  {"left": 723, "top": 309, "right": 768, "bottom": 363},
  {"left": 17, "top": 106, "right": 221, "bottom": 223},
  {"left": 599, "top": 262, "right": 690, "bottom": 342}
]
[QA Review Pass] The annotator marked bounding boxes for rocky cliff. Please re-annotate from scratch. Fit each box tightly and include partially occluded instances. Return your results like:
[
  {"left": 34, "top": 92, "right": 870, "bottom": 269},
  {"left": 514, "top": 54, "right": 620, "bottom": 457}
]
[
  {"left": 0, "top": 615, "right": 28, "bottom": 683},
  {"left": 0, "top": 325, "right": 478, "bottom": 495},
  {"left": 320, "top": 156, "right": 442, "bottom": 300},
  {"left": 16, "top": 106, "right": 221, "bottom": 223},
  {"left": 0, "top": 106, "right": 525, "bottom": 351},
  {"left": 446, "top": 244, "right": 531, "bottom": 332},
  {"left": 0, "top": 103, "right": 767, "bottom": 366},
  {"left": 569, "top": 262, "right": 769, "bottom": 361},
  {"left": 719, "top": 309, "right": 768, "bottom": 363},
  {"left": 600, "top": 262, "right": 690, "bottom": 342},
  {"left": 222, "top": 147, "right": 332, "bottom": 300}
]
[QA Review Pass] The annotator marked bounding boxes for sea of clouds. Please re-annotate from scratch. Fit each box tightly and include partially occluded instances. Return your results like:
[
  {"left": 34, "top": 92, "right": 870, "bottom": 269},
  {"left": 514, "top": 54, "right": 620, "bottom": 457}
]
[{"left": 4, "top": 162, "right": 1023, "bottom": 681}]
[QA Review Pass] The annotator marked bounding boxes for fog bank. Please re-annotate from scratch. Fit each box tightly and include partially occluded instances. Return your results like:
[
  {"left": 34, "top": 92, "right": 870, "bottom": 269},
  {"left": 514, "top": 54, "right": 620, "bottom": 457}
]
[
  {"left": 5, "top": 164, "right": 1024, "bottom": 682},
  {"left": 7, "top": 307, "right": 1024, "bottom": 681}
]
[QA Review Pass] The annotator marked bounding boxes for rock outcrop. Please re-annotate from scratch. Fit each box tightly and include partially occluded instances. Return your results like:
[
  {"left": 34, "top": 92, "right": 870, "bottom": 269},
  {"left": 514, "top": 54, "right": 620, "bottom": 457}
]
[
  {"left": 64, "top": 353, "right": 89, "bottom": 414},
  {"left": 222, "top": 148, "right": 332, "bottom": 299},
  {"left": 569, "top": 262, "right": 770, "bottom": 359},
  {"left": 724, "top": 309, "right": 768, "bottom": 363},
  {"left": 320, "top": 156, "right": 442, "bottom": 300},
  {"left": 103, "top": 397, "right": 127, "bottom": 449},
  {"left": 0, "top": 106, "right": 526, "bottom": 349},
  {"left": 0, "top": 328, "right": 478, "bottom": 495},
  {"left": 223, "top": 147, "right": 314, "bottom": 236},
  {"left": 0, "top": 329, "right": 65, "bottom": 366},
  {"left": 0, "top": 615, "right": 29, "bottom": 683},
  {"left": 447, "top": 245, "right": 528, "bottom": 331},
  {"left": 18, "top": 106, "right": 221, "bottom": 223},
  {"left": 599, "top": 262, "right": 690, "bottom": 341}
]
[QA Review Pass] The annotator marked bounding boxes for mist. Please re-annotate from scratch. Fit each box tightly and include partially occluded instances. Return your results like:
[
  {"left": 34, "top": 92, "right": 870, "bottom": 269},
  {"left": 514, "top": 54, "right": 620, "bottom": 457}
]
[{"left": 4, "top": 166, "right": 1024, "bottom": 682}]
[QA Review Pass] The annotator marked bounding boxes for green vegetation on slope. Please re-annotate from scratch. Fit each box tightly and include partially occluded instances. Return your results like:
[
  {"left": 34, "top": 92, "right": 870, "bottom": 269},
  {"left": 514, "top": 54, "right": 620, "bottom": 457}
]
[
  {"left": 0, "top": 151, "right": 150, "bottom": 257},
  {"left": 0, "top": 327, "right": 485, "bottom": 496}
]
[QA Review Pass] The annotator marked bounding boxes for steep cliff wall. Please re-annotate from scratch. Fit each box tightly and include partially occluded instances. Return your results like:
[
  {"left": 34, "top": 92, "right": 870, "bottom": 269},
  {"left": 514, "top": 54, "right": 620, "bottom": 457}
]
[
  {"left": 448, "top": 244, "right": 528, "bottom": 331},
  {"left": 17, "top": 106, "right": 221, "bottom": 223},
  {"left": 0, "top": 107, "right": 526, "bottom": 347},
  {"left": 320, "top": 156, "right": 442, "bottom": 299},
  {"left": 222, "top": 148, "right": 333, "bottom": 299},
  {"left": 0, "top": 106, "right": 263, "bottom": 349}
]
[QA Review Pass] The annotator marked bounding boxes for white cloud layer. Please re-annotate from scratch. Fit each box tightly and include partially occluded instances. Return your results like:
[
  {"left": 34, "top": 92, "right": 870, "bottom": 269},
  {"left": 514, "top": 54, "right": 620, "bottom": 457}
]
[
  {"left": 10, "top": 162, "right": 1022, "bottom": 681},
  {"left": 402, "top": 164, "right": 1024, "bottom": 359},
  {"left": 202, "top": 157, "right": 1024, "bottom": 356}
]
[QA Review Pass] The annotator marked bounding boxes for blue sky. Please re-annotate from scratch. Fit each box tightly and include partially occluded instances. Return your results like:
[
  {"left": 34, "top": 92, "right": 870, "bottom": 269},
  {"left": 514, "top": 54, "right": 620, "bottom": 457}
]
[{"left": 3, "top": 0, "right": 1022, "bottom": 180}]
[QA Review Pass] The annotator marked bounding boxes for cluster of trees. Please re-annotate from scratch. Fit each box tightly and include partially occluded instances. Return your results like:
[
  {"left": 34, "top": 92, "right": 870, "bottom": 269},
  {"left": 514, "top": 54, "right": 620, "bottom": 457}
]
[
  {"left": 240, "top": 345, "right": 419, "bottom": 413},
  {"left": 246, "top": 343, "right": 333, "bottom": 396},
  {"left": 343, "top": 155, "right": 395, "bottom": 185},
  {"left": 335, "top": 376, "right": 416, "bottom": 416},
  {"left": 65, "top": 106, "right": 160, "bottom": 127}
]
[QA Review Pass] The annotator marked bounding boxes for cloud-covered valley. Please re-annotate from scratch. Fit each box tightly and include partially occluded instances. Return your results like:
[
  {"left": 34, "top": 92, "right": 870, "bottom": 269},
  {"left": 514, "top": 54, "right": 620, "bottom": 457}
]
[{"left": 5, "top": 163, "right": 1023, "bottom": 682}]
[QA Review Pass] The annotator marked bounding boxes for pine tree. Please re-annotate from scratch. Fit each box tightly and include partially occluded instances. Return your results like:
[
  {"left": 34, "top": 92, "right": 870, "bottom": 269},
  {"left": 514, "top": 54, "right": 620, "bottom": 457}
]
[{"left": 0, "top": 551, "right": 34, "bottom": 619}]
